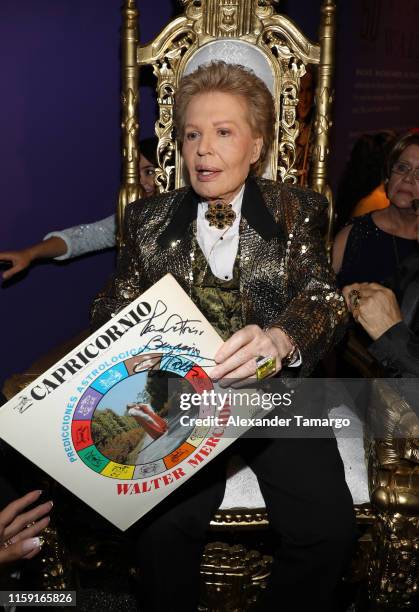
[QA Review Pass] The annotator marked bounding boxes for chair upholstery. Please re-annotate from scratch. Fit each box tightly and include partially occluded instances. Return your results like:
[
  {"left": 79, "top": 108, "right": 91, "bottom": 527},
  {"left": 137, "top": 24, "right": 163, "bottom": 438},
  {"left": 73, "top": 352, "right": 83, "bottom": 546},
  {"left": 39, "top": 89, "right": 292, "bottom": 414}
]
[{"left": 218, "top": 405, "right": 369, "bottom": 517}]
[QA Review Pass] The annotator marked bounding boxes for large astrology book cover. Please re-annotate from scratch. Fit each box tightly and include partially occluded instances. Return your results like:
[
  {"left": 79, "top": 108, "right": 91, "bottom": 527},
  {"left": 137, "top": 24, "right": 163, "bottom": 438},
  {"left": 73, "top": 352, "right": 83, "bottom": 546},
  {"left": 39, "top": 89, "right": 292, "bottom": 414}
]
[{"left": 0, "top": 274, "right": 252, "bottom": 530}]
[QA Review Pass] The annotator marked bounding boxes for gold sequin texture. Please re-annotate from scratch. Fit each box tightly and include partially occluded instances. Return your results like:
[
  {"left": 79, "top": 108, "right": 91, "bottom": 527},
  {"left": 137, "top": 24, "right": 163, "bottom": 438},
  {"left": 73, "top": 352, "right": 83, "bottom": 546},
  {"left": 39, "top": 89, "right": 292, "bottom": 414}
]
[{"left": 91, "top": 178, "right": 347, "bottom": 376}]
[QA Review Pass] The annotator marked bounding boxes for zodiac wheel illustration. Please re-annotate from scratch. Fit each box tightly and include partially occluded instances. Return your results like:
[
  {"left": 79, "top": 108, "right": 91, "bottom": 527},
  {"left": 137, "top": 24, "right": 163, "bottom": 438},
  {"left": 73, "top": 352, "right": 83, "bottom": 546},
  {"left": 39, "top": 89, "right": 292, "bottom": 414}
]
[{"left": 71, "top": 352, "right": 214, "bottom": 480}]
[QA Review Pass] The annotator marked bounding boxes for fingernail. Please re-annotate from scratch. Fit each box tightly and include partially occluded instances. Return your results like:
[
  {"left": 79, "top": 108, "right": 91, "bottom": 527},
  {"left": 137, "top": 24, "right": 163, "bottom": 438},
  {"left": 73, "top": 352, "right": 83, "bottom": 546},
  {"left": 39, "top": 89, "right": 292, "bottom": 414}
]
[
  {"left": 22, "top": 537, "right": 42, "bottom": 554},
  {"left": 48, "top": 500, "right": 54, "bottom": 508}
]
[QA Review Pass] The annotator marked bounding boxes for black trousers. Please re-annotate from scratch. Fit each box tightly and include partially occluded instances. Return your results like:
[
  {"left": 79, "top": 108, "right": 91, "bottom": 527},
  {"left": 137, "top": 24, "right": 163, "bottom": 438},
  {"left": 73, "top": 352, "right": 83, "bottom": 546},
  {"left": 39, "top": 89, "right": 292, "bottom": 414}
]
[{"left": 134, "top": 436, "right": 357, "bottom": 612}]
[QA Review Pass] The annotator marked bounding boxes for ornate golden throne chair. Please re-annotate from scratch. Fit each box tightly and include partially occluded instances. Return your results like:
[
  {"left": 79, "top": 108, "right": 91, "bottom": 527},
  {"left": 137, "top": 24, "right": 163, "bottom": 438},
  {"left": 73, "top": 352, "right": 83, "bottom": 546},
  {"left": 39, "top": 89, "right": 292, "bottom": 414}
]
[
  {"left": 119, "top": 0, "right": 336, "bottom": 249},
  {"left": 118, "top": 1, "right": 418, "bottom": 608},
  {"left": 3, "top": 1, "right": 418, "bottom": 610}
]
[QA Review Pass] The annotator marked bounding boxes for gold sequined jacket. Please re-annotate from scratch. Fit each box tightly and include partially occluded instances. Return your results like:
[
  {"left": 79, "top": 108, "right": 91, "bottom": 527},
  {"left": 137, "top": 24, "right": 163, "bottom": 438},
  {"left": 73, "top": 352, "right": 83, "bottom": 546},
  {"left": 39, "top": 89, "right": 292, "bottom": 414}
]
[{"left": 91, "top": 177, "right": 346, "bottom": 376}]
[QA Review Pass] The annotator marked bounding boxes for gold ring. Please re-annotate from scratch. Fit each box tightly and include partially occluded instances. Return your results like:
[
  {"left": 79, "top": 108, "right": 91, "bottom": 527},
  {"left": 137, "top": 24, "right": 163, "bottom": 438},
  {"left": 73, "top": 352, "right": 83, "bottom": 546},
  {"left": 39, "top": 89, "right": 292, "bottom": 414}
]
[
  {"left": 348, "top": 289, "right": 361, "bottom": 309},
  {"left": 2, "top": 538, "right": 14, "bottom": 549},
  {"left": 256, "top": 355, "right": 276, "bottom": 380}
]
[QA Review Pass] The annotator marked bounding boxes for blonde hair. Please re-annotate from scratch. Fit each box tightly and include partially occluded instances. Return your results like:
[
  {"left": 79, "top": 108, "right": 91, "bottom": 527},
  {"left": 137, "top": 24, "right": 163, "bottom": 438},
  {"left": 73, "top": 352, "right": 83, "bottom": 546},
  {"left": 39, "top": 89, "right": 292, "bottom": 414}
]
[{"left": 174, "top": 61, "right": 275, "bottom": 176}]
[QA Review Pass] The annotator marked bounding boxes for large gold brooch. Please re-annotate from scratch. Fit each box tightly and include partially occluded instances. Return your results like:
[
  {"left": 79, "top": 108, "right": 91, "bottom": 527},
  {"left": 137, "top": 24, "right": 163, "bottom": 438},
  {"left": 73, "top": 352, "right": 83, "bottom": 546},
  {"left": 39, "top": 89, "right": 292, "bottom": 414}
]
[{"left": 205, "top": 200, "right": 236, "bottom": 230}]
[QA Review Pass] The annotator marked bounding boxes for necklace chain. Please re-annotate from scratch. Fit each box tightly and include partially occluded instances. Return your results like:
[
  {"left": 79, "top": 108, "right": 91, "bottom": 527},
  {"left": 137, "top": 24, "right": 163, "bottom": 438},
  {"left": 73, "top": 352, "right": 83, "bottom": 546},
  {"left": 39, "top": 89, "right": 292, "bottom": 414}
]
[
  {"left": 191, "top": 224, "right": 233, "bottom": 290},
  {"left": 201, "top": 226, "right": 231, "bottom": 280}
]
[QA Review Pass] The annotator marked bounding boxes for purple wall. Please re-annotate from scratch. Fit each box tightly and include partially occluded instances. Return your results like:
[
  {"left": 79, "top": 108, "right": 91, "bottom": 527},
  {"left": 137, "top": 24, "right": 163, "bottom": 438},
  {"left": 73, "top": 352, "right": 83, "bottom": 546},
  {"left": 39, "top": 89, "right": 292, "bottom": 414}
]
[
  {"left": 281, "top": 0, "right": 321, "bottom": 41},
  {"left": 0, "top": 0, "right": 318, "bottom": 388},
  {"left": 0, "top": 1, "right": 175, "bottom": 385}
]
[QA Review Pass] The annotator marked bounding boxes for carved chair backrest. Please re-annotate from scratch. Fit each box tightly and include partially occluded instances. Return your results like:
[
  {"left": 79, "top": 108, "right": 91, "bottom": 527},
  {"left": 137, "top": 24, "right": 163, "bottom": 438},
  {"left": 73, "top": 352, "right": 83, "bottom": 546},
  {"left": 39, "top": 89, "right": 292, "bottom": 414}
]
[{"left": 119, "top": 0, "right": 336, "bottom": 248}]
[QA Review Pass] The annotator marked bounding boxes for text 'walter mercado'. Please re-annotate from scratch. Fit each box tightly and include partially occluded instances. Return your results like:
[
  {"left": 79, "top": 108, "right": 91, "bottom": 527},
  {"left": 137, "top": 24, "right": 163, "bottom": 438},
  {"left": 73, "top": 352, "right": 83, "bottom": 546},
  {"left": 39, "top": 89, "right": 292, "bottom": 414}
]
[{"left": 177, "top": 390, "right": 352, "bottom": 430}]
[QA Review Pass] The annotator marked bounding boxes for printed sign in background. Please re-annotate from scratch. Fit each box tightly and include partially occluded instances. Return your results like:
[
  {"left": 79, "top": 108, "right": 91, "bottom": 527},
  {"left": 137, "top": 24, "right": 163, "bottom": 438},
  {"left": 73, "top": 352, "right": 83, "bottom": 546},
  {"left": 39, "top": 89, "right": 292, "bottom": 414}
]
[{"left": 330, "top": 0, "right": 419, "bottom": 191}]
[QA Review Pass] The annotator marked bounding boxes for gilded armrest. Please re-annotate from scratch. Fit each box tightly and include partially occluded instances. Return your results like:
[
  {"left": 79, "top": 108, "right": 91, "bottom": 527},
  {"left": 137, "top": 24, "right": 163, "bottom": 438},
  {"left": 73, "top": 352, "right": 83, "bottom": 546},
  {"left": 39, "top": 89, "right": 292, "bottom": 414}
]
[
  {"left": 343, "top": 333, "right": 419, "bottom": 520},
  {"left": 368, "top": 379, "right": 419, "bottom": 466},
  {"left": 365, "top": 380, "right": 419, "bottom": 519},
  {"left": 371, "top": 464, "right": 419, "bottom": 515}
]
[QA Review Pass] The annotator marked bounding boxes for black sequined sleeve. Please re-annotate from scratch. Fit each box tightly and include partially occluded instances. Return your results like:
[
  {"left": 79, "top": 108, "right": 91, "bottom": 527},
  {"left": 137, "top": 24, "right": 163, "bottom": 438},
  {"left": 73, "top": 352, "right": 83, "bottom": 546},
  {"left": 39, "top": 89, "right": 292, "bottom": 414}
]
[{"left": 272, "top": 189, "right": 347, "bottom": 376}]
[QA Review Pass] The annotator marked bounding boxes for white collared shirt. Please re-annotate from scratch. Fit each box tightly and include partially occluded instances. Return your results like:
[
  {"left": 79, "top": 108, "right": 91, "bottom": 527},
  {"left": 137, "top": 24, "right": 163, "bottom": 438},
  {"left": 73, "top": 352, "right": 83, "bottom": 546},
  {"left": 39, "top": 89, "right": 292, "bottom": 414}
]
[
  {"left": 196, "top": 184, "right": 301, "bottom": 367},
  {"left": 196, "top": 185, "right": 244, "bottom": 281}
]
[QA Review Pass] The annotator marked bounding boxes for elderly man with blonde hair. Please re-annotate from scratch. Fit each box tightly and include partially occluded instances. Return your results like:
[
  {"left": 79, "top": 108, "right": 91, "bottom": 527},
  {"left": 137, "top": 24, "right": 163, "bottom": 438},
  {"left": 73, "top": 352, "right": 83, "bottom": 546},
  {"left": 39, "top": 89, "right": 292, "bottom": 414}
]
[{"left": 92, "top": 61, "right": 356, "bottom": 612}]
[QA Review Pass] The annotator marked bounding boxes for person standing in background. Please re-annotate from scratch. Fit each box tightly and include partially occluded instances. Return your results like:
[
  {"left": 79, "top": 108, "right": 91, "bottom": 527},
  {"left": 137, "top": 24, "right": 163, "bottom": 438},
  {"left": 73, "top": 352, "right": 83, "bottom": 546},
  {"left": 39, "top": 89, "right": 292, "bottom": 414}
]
[{"left": 0, "top": 138, "right": 158, "bottom": 281}]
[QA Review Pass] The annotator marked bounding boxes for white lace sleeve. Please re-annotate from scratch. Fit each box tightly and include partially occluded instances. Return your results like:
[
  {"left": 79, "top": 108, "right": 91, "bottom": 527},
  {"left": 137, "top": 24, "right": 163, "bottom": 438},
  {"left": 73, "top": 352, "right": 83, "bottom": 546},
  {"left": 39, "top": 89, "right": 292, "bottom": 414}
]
[{"left": 44, "top": 214, "right": 116, "bottom": 260}]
